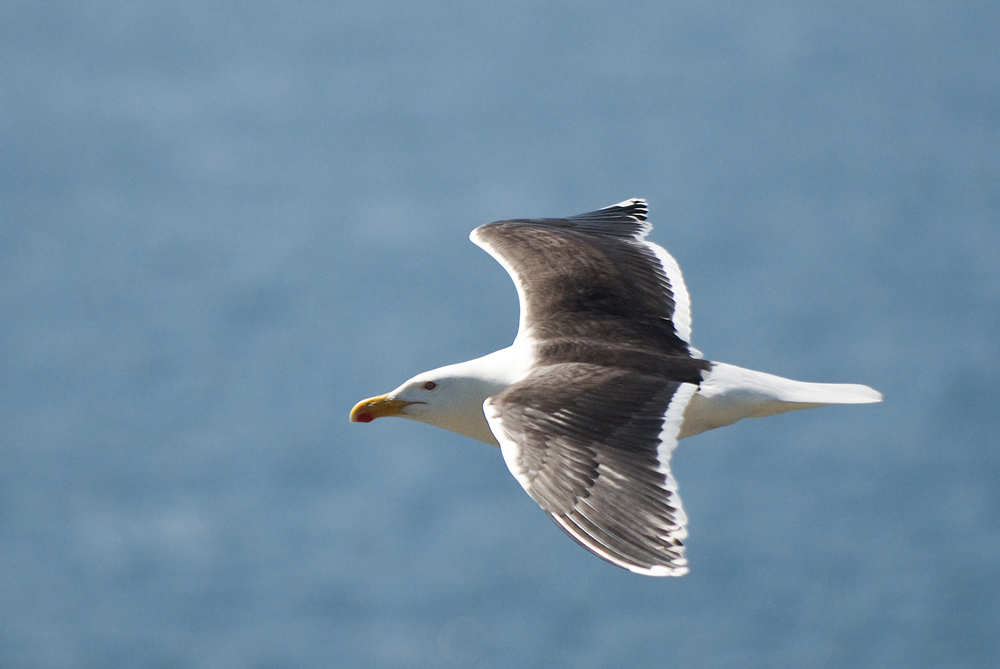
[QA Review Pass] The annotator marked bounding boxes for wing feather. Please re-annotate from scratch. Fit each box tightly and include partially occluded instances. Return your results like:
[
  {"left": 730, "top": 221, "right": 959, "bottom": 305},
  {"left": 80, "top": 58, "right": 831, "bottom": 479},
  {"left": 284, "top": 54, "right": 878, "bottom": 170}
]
[
  {"left": 470, "top": 199, "right": 698, "bottom": 357},
  {"left": 484, "top": 363, "right": 696, "bottom": 576}
]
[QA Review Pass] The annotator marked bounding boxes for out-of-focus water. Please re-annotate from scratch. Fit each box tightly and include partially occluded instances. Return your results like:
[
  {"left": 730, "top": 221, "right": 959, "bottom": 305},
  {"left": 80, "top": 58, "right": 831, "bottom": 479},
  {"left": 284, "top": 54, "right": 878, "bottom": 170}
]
[{"left": 2, "top": 1, "right": 998, "bottom": 667}]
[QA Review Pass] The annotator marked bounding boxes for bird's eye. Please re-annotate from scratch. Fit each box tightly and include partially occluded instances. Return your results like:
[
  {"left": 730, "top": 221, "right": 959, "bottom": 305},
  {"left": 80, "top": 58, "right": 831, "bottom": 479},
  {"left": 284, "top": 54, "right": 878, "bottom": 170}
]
[{"left": 423, "top": 381, "right": 437, "bottom": 390}]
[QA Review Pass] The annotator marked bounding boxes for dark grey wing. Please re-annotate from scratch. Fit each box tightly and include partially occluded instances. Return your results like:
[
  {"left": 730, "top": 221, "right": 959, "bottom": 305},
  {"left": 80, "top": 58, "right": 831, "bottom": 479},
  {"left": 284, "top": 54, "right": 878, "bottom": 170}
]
[
  {"left": 483, "top": 362, "right": 698, "bottom": 576},
  {"left": 470, "top": 199, "right": 697, "bottom": 357}
]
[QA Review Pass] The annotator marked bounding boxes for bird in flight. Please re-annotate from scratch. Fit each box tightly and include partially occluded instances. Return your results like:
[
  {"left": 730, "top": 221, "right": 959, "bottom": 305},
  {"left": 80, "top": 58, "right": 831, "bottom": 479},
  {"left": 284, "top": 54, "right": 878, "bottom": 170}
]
[{"left": 351, "top": 199, "right": 881, "bottom": 576}]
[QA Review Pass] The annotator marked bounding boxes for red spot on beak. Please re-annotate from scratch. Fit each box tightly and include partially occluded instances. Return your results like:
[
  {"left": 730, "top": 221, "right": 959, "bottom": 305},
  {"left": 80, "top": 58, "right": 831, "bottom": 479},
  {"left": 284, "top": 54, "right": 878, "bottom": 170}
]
[{"left": 354, "top": 411, "right": 374, "bottom": 423}]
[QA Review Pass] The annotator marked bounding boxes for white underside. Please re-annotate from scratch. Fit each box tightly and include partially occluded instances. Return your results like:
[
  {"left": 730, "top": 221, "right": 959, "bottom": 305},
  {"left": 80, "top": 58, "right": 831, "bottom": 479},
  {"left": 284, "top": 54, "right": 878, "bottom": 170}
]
[
  {"left": 678, "top": 362, "right": 883, "bottom": 439},
  {"left": 416, "top": 351, "right": 882, "bottom": 449}
]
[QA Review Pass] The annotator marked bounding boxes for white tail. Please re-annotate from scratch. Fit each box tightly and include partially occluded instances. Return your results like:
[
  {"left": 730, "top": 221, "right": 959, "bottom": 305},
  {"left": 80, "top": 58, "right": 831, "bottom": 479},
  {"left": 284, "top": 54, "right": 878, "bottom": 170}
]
[{"left": 678, "top": 362, "right": 882, "bottom": 439}]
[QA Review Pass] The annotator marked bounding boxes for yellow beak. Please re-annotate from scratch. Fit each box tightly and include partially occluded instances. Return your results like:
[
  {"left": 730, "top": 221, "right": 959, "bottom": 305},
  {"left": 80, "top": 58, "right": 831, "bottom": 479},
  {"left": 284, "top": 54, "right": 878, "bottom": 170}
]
[{"left": 349, "top": 394, "right": 419, "bottom": 423}]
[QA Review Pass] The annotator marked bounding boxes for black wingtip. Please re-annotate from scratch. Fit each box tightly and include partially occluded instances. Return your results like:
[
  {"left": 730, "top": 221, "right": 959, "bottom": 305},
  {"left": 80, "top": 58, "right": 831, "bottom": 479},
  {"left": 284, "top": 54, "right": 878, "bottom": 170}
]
[
  {"left": 559, "top": 198, "right": 651, "bottom": 238},
  {"left": 602, "top": 198, "right": 648, "bottom": 221}
]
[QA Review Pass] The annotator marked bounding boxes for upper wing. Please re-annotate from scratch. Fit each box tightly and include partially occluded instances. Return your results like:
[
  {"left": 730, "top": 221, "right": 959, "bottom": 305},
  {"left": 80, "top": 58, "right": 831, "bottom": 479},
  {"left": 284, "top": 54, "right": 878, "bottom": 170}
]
[
  {"left": 483, "top": 362, "right": 698, "bottom": 576},
  {"left": 470, "top": 199, "right": 698, "bottom": 358}
]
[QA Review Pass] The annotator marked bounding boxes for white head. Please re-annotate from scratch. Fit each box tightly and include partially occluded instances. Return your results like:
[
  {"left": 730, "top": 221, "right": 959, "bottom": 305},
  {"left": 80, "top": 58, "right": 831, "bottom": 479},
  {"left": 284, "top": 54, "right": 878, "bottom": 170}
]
[{"left": 350, "top": 356, "right": 516, "bottom": 446}]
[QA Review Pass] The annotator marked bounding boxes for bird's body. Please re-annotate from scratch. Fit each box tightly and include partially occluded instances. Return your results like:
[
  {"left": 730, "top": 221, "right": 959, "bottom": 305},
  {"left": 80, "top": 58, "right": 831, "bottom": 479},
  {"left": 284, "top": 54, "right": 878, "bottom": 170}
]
[{"left": 351, "top": 199, "right": 881, "bottom": 576}]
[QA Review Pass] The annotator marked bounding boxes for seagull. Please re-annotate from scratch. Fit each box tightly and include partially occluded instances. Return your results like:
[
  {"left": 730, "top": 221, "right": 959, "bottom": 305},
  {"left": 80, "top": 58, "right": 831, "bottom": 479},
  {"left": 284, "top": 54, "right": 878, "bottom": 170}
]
[{"left": 350, "top": 199, "right": 881, "bottom": 576}]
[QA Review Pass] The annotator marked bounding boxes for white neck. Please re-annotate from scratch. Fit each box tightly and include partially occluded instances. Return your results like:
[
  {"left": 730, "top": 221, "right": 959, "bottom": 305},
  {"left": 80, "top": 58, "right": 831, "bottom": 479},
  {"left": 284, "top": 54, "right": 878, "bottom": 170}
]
[{"left": 397, "top": 344, "right": 531, "bottom": 446}]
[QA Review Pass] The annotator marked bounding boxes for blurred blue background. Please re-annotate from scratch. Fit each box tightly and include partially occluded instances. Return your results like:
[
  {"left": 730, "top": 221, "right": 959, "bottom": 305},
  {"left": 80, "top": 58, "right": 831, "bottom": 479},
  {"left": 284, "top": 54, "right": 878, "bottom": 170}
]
[{"left": 2, "top": 1, "right": 998, "bottom": 667}]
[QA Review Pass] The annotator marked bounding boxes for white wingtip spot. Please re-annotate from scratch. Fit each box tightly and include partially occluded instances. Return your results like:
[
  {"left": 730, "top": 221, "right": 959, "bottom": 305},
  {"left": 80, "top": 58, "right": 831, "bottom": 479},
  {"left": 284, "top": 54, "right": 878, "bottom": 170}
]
[
  {"left": 603, "top": 198, "right": 647, "bottom": 209},
  {"left": 634, "top": 563, "right": 690, "bottom": 577},
  {"left": 550, "top": 514, "right": 689, "bottom": 577},
  {"left": 602, "top": 198, "right": 649, "bottom": 223}
]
